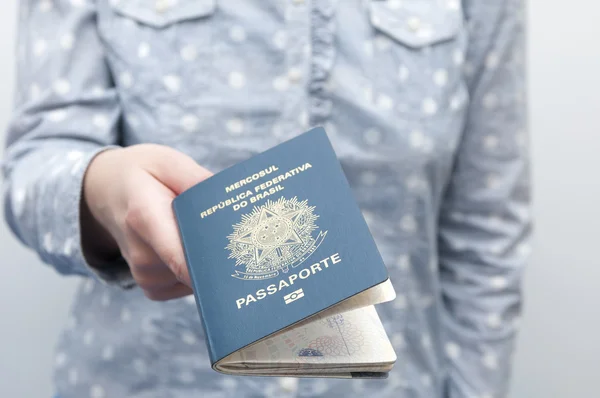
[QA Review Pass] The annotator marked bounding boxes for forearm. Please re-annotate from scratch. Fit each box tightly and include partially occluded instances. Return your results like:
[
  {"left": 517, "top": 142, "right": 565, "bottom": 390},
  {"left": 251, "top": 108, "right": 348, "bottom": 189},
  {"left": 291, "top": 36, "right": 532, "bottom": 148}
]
[
  {"left": 2, "top": 0, "right": 133, "bottom": 286},
  {"left": 440, "top": 0, "right": 530, "bottom": 396},
  {"left": 3, "top": 141, "right": 117, "bottom": 277}
]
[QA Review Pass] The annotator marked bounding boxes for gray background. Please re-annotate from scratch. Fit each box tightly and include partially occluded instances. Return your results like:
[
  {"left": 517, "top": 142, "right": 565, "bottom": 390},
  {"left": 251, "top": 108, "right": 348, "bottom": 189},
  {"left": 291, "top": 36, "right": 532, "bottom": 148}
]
[{"left": 1, "top": 1, "right": 598, "bottom": 397}]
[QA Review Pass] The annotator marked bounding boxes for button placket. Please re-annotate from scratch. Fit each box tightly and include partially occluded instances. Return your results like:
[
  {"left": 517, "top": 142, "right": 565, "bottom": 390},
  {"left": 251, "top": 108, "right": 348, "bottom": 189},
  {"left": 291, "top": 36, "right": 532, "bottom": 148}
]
[{"left": 276, "top": 0, "right": 311, "bottom": 139}]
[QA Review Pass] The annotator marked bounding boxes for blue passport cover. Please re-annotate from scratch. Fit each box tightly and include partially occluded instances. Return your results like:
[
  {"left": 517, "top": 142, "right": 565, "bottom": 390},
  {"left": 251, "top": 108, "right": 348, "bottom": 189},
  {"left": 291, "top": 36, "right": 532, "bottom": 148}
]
[{"left": 172, "top": 127, "right": 390, "bottom": 366}]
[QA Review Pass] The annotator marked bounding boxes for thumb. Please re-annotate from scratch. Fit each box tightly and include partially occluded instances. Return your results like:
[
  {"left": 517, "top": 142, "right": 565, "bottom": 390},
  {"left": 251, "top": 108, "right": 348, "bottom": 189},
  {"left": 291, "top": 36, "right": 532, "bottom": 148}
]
[{"left": 144, "top": 145, "right": 213, "bottom": 195}]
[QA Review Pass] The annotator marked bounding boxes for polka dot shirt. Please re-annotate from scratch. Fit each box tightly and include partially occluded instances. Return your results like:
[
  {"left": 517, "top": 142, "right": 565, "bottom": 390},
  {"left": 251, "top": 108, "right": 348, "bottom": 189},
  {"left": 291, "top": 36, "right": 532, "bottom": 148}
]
[{"left": 3, "top": 0, "right": 530, "bottom": 397}]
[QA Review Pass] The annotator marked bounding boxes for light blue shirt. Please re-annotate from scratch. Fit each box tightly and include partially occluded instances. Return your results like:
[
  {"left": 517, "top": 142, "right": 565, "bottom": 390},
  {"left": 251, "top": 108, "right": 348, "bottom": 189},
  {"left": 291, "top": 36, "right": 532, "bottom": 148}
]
[{"left": 3, "top": 0, "right": 530, "bottom": 397}]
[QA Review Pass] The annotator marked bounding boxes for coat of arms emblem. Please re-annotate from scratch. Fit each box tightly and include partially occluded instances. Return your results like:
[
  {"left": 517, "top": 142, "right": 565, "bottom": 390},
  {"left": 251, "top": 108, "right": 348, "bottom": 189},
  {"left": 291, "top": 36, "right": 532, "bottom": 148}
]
[{"left": 226, "top": 196, "right": 327, "bottom": 280}]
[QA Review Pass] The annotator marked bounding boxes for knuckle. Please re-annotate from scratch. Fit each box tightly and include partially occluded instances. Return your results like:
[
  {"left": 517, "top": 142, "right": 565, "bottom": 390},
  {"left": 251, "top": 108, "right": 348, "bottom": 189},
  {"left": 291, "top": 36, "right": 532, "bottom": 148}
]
[
  {"left": 124, "top": 200, "right": 147, "bottom": 231},
  {"left": 175, "top": 266, "right": 188, "bottom": 283},
  {"left": 126, "top": 248, "right": 152, "bottom": 268},
  {"left": 163, "top": 251, "right": 185, "bottom": 275},
  {"left": 173, "top": 266, "right": 186, "bottom": 283},
  {"left": 135, "top": 277, "right": 155, "bottom": 292},
  {"left": 142, "top": 289, "right": 166, "bottom": 302}
]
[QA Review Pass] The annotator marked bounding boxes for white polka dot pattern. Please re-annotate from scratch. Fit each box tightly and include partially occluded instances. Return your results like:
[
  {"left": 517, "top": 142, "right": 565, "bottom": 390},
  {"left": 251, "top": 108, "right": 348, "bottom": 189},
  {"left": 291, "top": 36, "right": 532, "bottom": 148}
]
[
  {"left": 4, "top": 1, "right": 529, "bottom": 397},
  {"left": 228, "top": 72, "right": 245, "bottom": 89}
]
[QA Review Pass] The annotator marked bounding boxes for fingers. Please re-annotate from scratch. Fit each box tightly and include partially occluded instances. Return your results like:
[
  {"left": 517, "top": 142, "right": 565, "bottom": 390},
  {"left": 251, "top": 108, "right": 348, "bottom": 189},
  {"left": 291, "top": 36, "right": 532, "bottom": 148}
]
[
  {"left": 121, "top": 229, "right": 179, "bottom": 284},
  {"left": 89, "top": 145, "right": 204, "bottom": 302},
  {"left": 143, "top": 282, "right": 193, "bottom": 301},
  {"left": 124, "top": 186, "right": 193, "bottom": 288},
  {"left": 143, "top": 145, "right": 213, "bottom": 195},
  {"left": 123, "top": 146, "right": 209, "bottom": 294},
  {"left": 124, "top": 236, "right": 193, "bottom": 301}
]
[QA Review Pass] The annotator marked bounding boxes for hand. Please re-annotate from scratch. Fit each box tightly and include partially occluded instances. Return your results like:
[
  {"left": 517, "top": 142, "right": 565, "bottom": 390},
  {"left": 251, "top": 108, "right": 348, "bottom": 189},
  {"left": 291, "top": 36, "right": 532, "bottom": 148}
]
[{"left": 81, "top": 144, "right": 212, "bottom": 301}]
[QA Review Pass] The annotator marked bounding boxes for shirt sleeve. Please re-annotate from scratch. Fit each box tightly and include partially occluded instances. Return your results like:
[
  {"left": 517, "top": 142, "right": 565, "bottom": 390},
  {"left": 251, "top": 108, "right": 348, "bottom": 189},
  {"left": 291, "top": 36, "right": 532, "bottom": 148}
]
[
  {"left": 438, "top": 1, "right": 530, "bottom": 397},
  {"left": 2, "top": 0, "right": 134, "bottom": 287}
]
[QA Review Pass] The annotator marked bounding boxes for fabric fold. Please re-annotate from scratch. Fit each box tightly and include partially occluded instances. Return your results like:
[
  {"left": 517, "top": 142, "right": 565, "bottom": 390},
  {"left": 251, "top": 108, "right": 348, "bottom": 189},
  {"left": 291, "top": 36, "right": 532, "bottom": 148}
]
[{"left": 309, "top": 0, "right": 338, "bottom": 124}]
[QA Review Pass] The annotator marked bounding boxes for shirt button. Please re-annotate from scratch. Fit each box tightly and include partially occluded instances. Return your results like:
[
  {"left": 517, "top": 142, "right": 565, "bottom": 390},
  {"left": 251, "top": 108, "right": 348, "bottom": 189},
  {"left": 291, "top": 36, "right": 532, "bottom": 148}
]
[
  {"left": 288, "top": 67, "right": 302, "bottom": 83},
  {"left": 155, "top": 0, "right": 170, "bottom": 13},
  {"left": 279, "top": 377, "right": 298, "bottom": 392},
  {"left": 407, "top": 16, "right": 422, "bottom": 32}
]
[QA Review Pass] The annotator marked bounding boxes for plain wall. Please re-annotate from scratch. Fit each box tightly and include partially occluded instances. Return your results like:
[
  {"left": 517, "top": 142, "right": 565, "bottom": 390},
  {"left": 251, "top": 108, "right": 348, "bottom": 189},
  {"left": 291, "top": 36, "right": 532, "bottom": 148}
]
[
  {"left": 509, "top": 0, "right": 600, "bottom": 396},
  {"left": 0, "top": 1, "right": 598, "bottom": 397}
]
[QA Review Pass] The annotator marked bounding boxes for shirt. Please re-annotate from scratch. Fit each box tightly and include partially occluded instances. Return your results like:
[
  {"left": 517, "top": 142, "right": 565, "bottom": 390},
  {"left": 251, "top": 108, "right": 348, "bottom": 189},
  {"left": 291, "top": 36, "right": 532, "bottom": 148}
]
[{"left": 2, "top": 0, "right": 530, "bottom": 397}]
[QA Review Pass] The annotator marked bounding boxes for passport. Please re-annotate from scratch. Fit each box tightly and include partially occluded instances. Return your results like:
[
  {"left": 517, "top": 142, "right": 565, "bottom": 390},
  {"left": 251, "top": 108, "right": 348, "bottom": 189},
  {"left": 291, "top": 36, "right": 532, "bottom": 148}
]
[{"left": 172, "top": 127, "right": 397, "bottom": 378}]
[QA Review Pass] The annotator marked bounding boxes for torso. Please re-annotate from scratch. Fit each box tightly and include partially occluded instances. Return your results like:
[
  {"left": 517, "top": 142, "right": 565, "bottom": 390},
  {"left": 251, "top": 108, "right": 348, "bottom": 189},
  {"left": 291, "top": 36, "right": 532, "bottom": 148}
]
[{"left": 55, "top": 1, "right": 469, "bottom": 396}]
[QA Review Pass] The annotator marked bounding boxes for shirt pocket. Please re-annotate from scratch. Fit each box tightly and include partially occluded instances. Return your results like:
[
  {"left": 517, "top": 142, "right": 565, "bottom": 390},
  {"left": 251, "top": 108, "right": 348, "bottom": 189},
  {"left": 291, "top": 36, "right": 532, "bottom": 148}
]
[
  {"left": 103, "top": 0, "right": 219, "bottom": 110},
  {"left": 110, "top": 0, "right": 216, "bottom": 29},
  {"left": 368, "top": 0, "right": 463, "bottom": 48}
]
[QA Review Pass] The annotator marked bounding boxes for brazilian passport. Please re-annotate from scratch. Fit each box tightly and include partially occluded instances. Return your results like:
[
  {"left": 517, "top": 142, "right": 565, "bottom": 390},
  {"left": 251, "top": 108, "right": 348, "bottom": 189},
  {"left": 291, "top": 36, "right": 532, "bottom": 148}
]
[{"left": 172, "top": 127, "right": 397, "bottom": 378}]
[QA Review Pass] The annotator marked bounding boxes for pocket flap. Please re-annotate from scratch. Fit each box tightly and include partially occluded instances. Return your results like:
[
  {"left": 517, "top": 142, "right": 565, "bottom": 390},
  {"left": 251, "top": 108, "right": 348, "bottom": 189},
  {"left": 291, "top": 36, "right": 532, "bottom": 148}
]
[
  {"left": 369, "top": 1, "right": 462, "bottom": 48},
  {"left": 111, "top": 0, "right": 216, "bottom": 28}
]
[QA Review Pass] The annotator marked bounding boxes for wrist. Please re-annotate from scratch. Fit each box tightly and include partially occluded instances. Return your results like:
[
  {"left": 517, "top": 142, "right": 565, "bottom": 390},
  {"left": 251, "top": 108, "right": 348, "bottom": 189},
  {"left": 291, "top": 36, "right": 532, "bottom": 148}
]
[{"left": 80, "top": 149, "right": 123, "bottom": 269}]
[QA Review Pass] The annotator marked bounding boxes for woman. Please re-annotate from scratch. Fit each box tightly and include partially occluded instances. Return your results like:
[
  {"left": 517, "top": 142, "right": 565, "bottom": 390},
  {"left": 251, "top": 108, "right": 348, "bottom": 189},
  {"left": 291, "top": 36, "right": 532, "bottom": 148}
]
[{"left": 3, "top": 0, "right": 530, "bottom": 397}]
